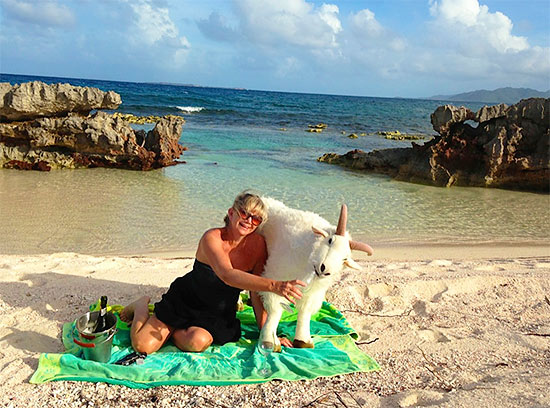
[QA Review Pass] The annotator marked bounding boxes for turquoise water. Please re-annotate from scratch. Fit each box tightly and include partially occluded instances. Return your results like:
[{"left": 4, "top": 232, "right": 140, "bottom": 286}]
[{"left": 0, "top": 73, "right": 548, "bottom": 255}]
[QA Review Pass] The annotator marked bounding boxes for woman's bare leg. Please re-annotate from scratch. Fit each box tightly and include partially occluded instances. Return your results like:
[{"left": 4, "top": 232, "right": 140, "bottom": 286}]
[
  {"left": 120, "top": 296, "right": 173, "bottom": 354},
  {"left": 171, "top": 326, "right": 213, "bottom": 352}
]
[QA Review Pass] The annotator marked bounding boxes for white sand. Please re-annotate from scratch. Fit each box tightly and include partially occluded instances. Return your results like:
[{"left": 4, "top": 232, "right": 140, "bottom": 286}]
[{"left": 1, "top": 245, "right": 549, "bottom": 407}]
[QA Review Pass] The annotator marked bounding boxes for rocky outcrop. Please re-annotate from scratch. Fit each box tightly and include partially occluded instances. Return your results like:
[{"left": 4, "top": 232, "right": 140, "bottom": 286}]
[
  {"left": 143, "top": 115, "right": 187, "bottom": 168},
  {"left": 430, "top": 105, "right": 476, "bottom": 134},
  {"left": 0, "top": 82, "right": 185, "bottom": 171},
  {"left": 0, "top": 81, "right": 121, "bottom": 121},
  {"left": 318, "top": 98, "right": 550, "bottom": 192}
]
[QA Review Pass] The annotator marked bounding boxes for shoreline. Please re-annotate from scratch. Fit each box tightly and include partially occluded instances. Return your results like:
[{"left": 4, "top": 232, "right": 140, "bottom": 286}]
[
  {"left": 2, "top": 241, "right": 547, "bottom": 262},
  {"left": 141, "top": 242, "right": 549, "bottom": 262}
]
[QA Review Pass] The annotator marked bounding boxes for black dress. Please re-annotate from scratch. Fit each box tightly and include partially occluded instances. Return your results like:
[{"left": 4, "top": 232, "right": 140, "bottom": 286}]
[{"left": 154, "top": 259, "right": 243, "bottom": 345}]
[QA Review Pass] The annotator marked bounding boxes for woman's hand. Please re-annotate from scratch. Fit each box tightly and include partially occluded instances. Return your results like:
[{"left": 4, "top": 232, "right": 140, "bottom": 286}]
[
  {"left": 273, "top": 279, "right": 305, "bottom": 303},
  {"left": 279, "top": 337, "right": 293, "bottom": 348}
]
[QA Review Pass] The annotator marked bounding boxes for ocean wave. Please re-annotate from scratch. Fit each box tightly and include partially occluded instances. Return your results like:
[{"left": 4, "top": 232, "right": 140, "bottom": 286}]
[{"left": 176, "top": 106, "right": 205, "bottom": 113}]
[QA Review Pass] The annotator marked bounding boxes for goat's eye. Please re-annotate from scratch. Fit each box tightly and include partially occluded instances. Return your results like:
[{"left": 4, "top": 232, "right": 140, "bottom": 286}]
[{"left": 328, "top": 238, "right": 332, "bottom": 244}]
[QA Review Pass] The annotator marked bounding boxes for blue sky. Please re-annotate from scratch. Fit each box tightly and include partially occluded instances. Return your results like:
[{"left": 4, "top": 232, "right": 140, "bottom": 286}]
[{"left": 1, "top": 0, "right": 549, "bottom": 97}]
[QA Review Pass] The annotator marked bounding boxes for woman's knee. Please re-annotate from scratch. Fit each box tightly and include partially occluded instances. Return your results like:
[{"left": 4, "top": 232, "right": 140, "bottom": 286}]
[
  {"left": 131, "top": 335, "right": 162, "bottom": 355},
  {"left": 173, "top": 328, "right": 213, "bottom": 352},
  {"left": 190, "top": 333, "right": 213, "bottom": 352},
  {"left": 130, "top": 316, "right": 172, "bottom": 354}
]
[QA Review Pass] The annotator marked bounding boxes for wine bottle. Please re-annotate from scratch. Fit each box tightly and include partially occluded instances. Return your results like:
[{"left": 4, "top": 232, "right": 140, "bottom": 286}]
[{"left": 94, "top": 296, "right": 108, "bottom": 333}]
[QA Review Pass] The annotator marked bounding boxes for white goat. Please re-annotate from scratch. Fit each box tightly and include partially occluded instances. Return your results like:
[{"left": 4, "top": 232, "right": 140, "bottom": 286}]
[{"left": 257, "top": 197, "right": 373, "bottom": 352}]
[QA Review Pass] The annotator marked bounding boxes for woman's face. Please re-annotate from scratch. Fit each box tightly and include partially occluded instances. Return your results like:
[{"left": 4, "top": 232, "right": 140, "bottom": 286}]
[{"left": 228, "top": 207, "right": 262, "bottom": 236}]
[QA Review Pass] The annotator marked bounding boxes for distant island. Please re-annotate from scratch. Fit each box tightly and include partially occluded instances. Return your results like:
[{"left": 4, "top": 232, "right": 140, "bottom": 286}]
[
  {"left": 427, "top": 87, "right": 550, "bottom": 104},
  {"left": 145, "top": 81, "right": 247, "bottom": 91}
]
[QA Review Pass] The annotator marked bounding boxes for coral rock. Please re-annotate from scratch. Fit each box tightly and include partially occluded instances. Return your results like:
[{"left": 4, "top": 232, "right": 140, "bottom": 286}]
[
  {"left": 0, "top": 111, "right": 185, "bottom": 170},
  {"left": 0, "top": 81, "right": 121, "bottom": 121},
  {"left": 430, "top": 105, "right": 475, "bottom": 134},
  {"left": 319, "top": 98, "right": 550, "bottom": 192}
]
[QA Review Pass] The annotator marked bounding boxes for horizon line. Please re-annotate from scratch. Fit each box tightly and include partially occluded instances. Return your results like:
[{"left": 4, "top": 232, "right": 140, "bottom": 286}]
[{"left": 1, "top": 72, "right": 547, "bottom": 103}]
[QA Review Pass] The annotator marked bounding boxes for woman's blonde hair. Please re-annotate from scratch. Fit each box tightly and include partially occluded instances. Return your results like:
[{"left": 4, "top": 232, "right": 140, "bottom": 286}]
[{"left": 224, "top": 191, "right": 267, "bottom": 227}]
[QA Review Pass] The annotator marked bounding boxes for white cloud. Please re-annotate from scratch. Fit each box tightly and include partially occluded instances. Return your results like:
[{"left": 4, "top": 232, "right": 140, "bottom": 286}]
[
  {"left": 430, "top": 0, "right": 481, "bottom": 26},
  {"left": 515, "top": 46, "right": 550, "bottom": 76},
  {"left": 2, "top": 0, "right": 548, "bottom": 96},
  {"left": 419, "top": 0, "right": 550, "bottom": 91},
  {"left": 318, "top": 4, "right": 342, "bottom": 35},
  {"left": 345, "top": 7, "right": 407, "bottom": 79},
  {"left": 128, "top": 0, "right": 189, "bottom": 48},
  {"left": 350, "top": 9, "right": 383, "bottom": 38},
  {"left": 349, "top": 8, "right": 405, "bottom": 52},
  {"left": 1, "top": 0, "right": 76, "bottom": 27},
  {"left": 429, "top": 0, "right": 529, "bottom": 53},
  {"left": 195, "top": 0, "right": 345, "bottom": 80},
  {"left": 124, "top": 0, "right": 190, "bottom": 67},
  {"left": 340, "top": 0, "right": 549, "bottom": 94},
  {"left": 233, "top": 0, "right": 342, "bottom": 49}
]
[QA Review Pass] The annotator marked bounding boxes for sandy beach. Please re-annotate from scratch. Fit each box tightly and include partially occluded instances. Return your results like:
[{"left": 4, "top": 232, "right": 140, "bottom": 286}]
[{"left": 1, "top": 245, "right": 549, "bottom": 407}]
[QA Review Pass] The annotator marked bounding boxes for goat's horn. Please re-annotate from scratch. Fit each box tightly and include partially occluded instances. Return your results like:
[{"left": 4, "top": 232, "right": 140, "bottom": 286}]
[
  {"left": 349, "top": 240, "right": 374, "bottom": 256},
  {"left": 336, "top": 204, "right": 347, "bottom": 236}
]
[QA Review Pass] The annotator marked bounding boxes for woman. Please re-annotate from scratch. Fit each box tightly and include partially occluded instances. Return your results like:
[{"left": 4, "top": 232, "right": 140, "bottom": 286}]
[{"left": 120, "top": 192, "right": 304, "bottom": 353}]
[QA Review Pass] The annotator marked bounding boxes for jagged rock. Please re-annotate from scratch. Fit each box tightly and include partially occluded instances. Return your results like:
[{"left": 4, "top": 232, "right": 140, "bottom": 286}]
[
  {"left": 507, "top": 97, "right": 548, "bottom": 123},
  {"left": 0, "top": 81, "right": 121, "bottom": 121},
  {"left": 0, "top": 111, "right": 185, "bottom": 170},
  {"left": 319, "top": 98, "right": 550, "bottom": 192},
  {"left": 0, "top": 81, "right": 185, "bottom": 171},
  {"left": 143, "top": 115, "right": 186, "bottom": 167},
  {"left": 430, "top": 105, "right": 475, "bottom": 134},
  {"left": 475, "top": 103, "right": 508, "bottom": 122}
]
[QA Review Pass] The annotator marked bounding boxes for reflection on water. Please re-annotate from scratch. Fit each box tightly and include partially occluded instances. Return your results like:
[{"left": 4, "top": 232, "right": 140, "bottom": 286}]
[
  {"left": 0, "top": 168, "right": 194, "bottom": 254},
  {"left": 0, "top": 160, "right": 548, "bottom": 255}
]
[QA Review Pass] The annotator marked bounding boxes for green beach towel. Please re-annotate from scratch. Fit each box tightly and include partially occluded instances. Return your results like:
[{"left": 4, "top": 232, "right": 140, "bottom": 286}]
[{"left": 30, "top": 296, "right": 379, "bottom": 388}]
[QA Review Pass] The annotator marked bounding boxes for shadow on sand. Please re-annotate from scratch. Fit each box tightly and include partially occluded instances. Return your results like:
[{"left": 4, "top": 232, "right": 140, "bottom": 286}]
[{"left": 0, "top": 271, "right": 167, "bottom": 379}]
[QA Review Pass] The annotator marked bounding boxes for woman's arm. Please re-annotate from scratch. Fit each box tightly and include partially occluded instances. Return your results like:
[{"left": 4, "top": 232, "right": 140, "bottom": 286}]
[{"left": 199, "top": 230, "right": 304, "bottom": 303}]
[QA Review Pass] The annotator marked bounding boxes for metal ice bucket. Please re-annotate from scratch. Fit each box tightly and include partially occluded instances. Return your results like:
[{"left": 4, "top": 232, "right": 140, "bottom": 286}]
[{"left": 73, "top": 310, "right": 118, "bottom": 363}]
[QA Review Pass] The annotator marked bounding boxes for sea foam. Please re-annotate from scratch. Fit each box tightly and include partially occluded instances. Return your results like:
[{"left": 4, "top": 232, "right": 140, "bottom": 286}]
[{"left": 176, "top": 106, "right": 204, "bottom": 113}]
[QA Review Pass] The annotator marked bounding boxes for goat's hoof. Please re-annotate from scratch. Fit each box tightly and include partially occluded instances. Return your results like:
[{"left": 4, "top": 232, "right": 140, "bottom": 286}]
[
  {"left": 293, "top": 339, "right": 314, "bottom": 348},
  {"left": 274, "top": 344, "right": 282, "bottom": 353}
]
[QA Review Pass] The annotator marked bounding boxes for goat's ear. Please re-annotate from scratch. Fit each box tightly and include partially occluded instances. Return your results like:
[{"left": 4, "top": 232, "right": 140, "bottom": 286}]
[
  {"left": 344, "top": 258, "right": 361, "bottom": 270},
  {"left": 312, "top": 226, "right": 328, "bottom": 238}
]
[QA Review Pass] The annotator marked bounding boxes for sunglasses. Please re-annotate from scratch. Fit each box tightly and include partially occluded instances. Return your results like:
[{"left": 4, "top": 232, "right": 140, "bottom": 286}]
[{"left": 238, "top": 209, "right": 263, "bottom": 226}]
